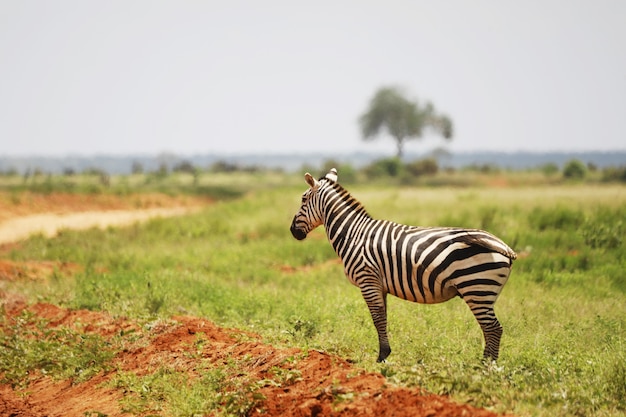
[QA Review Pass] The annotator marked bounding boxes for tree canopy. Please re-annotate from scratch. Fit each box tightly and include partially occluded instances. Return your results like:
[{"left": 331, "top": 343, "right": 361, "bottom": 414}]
[{"left": 359, "top": 86, "right": 453, "bottom": 158}]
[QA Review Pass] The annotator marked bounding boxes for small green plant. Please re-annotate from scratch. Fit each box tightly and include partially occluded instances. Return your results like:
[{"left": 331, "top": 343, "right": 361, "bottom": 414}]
[
  {"left": 144, "top": 281, "right": 166, "bottom": 315},
  {"left": 269, "top": 365, "right": 303, "bottom": 386},
  {"left": 0, "top": 311, "right": 118, "bottom": 388},
  {"left": 286, "top": 316, "right": 318, "bottom": 340}
]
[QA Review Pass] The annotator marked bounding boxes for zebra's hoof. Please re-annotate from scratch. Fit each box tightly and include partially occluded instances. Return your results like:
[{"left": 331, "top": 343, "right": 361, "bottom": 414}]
[{"left": 376, "top": 347, "right": 391, "bottom": 363}]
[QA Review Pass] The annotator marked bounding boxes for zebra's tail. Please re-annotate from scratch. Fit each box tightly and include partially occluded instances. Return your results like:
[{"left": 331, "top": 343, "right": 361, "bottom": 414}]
[{"left": 459, "top": 231, "right": 518, "bottom": 262}]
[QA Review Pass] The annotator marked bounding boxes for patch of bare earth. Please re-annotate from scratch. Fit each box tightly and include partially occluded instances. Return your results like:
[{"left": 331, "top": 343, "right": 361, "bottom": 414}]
[
  {"left": 0, "top": 296, "right": 507, "bottom": 417},
  {"left": 0, "top": 193, "right": 511, "bottom": 416},
  {"left": 0, "top": 192, "right": 208, "bottom": 245},
  {"left": 0, "top": 191, "right": 205, "bottom": 221}
]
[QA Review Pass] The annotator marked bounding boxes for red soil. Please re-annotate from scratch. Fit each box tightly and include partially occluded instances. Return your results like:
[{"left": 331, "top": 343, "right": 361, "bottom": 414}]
[{"left": 0, "top": 296, "right": 506, "bottom": 417}]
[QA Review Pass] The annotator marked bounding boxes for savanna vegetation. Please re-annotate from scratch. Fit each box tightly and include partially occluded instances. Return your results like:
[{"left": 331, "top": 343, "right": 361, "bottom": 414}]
[{"left": 1, "top": 162, "right": 625, "bottom": 416}]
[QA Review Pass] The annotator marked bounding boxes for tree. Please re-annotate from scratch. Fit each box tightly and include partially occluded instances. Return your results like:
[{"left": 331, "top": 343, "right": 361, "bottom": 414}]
[
  {"left": 359, "top": 86, "right": 453, "bottom": 158},
  {"left": 131, "top": 161, "right": 144, "bottom": 174}
]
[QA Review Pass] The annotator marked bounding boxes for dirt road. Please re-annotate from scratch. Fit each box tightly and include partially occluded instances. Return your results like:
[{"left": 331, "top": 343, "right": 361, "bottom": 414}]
[
  {"left": 0, "top": 192, "right": 202, "bottom": 244},
  {"left": 0, "top": 207, "right": 195, "bottom": 244}
]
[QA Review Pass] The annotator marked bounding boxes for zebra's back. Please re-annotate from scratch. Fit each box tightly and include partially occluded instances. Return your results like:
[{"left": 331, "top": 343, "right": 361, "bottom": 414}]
[{"left": 361, "top": 222, "right": 516, "bottom": 304}]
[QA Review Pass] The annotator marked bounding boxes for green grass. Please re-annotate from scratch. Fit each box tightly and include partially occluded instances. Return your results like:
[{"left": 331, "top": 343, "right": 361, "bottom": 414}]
[
  {"left": 0, "top": 310, "right": 120, "bottom": 389},
  {"left": 110, "top": 353, "right": 267, "bottom": 416},
  {"left": 2, "top": 181, "right": 625, "bottom": 416}
]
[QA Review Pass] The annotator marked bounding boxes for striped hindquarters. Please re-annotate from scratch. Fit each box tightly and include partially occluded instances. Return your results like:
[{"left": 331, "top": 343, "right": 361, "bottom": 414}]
[{"left": 364, "top": 224, "right": 516, "bottom": 304}]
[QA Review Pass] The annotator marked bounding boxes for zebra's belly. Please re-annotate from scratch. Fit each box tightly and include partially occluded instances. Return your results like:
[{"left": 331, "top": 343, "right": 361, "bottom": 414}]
[{"left": 385, "top": 278, "right": 459, "bottom": 304}]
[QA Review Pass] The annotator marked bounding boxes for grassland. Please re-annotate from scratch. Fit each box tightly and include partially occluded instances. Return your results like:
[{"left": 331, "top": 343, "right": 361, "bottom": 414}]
[{"left": 1, "top": 172, "right": 625, "bottom": 416}]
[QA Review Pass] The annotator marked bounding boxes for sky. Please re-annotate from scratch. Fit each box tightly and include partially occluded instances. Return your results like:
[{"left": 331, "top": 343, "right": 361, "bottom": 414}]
[{"left": 1, "top": 1, "right": 625, "bottom": 157}]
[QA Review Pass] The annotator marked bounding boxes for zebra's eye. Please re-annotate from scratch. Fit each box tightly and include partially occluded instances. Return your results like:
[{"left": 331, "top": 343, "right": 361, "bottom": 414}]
[{"left": 301, "top": 196, "right": 307, "bottom": 203}]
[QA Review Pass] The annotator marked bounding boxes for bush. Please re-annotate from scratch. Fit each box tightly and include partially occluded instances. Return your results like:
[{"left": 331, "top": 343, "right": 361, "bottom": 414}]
[
  {"left": 563, "top": 159, "right": 587, "bottom": 179},
  {"left": 462, "top": 164, "right": 500, "bottom": 174},
  {"left": 601, "top": 166, "right": 626, "bottom": 183},
  {"left": 405, "top": 158, "right": 438, "bottom": 177},
  {"left": 540, "top": 163, "right": 559, "bottom": 177},
  {"left": 173, "top": 160, "right": 197, "bottom": 174},
  {"left": 363, "top": 158, "right": 404, "bottom": 178},
  {"left": 320, "top": 160, "right": 357, "bottom": 184}
]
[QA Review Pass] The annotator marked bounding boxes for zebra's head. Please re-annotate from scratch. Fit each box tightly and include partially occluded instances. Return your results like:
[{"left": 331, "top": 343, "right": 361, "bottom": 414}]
[{"left": 290, "top": 168, "right": 338, "bottom": 240}]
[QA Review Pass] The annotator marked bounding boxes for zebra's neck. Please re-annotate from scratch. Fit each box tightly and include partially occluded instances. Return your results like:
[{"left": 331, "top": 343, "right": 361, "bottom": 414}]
[{"left": 321, "top": 183, "right": 371, "bottom": 255}]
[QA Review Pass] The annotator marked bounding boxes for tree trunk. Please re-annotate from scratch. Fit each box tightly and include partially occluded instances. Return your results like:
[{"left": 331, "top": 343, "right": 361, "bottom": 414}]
[{"left": 395, "top": 137, "right": 405, "bottom": 159}]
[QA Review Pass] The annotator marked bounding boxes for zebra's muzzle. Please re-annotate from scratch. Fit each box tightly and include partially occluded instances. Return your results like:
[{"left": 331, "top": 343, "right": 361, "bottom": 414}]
[{"left": 290, "top": 222, "right": 307, "bottom": 240}]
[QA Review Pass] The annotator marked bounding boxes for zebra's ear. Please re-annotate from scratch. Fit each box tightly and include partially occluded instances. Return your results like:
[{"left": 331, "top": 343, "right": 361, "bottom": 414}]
[
  {"left": 304, "top": 173, "right": 319, "bottom": 189},
  {"left": 325, "top": 168, "right": 338, "bottom": 183}
]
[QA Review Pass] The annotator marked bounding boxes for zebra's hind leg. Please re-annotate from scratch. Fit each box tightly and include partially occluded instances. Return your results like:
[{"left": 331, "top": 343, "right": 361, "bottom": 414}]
[
  {"left": 467, "top": 303, "right": 503, "bottom": 361},
  {"left": 479, "top": 313, "right": 503, "bottom": 361}
]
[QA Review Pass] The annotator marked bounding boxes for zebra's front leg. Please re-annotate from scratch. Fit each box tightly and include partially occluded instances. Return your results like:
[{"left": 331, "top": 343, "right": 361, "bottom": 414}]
[{"left": 361, "top": 288, "right": 390, "bottom": 362}]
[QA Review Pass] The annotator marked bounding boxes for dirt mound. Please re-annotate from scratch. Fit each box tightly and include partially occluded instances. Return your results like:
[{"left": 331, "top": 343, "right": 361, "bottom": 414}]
[{"left": 0, "top": 297, "right": 506, "bottom": 417}]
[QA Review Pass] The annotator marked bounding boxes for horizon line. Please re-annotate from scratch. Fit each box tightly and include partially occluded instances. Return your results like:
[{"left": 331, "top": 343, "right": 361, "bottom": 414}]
[{"left": 3, "top": 149, "right": 626, "bottom": 159}]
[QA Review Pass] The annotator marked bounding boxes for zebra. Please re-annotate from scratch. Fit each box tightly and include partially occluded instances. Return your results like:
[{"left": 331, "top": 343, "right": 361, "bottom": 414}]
[{"left": 290, "top": 168, "right": 517, "bottom": 363}]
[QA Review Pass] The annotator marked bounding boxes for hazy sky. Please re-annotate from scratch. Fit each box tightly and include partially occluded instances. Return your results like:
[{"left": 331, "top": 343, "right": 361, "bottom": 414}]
[{"left": 1, "top": 1, "right": 625, "bottom": 157}]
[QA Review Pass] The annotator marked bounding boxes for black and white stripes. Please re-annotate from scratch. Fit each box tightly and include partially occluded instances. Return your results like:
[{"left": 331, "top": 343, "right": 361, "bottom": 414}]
[{"left": 290, "top": 168, "right": 516, "bottom": 362}]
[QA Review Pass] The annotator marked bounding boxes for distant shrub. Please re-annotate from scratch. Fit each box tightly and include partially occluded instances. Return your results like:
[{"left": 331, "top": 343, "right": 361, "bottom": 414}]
[
  {"left": 173, "top": 160, "right": 197, "bottom": 174},
  {"left": 155, "top": 162, "right": 169, "bottom": 178},
  {"left": 363, "top": 157, "right": 404, "bottom": 178},
  {"left": 320, "top": 159, "right": 342, "bottom": 174},
  {"left": 601, "top": 166, "right": 626, "bottom": 183},
  {"left": 82, "top": 167, "right": 108, "bottom": 176},
  {"left": 131, "top": 161, "right": 144, "bottom": 174},
  {"left": 210, "top": 161, "right": 237, "bottom": 173},
  {"left": 462, "top": 163, "right": 500, "bottom": 174},
  {"left": 405, "top": 158, "right": 439, "bottom": 177},
  {"left": 320, "top": 160, "right": 357, "bottom": 183},
  {"left": 540, "top": 163, "right": 559, "bottom": 177},
  {"left": 209, "top": 161, "right": 262, "bottom": 174},
  {"left": 0, "top": 167, "right": 18, "bottom": 176},
  {"left": 563, "top": 159, "right": 587, "bottom": 179}
]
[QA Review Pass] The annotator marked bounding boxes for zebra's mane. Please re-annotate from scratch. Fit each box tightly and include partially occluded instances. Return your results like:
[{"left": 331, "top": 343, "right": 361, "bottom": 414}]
[{"left": 321, "top": 179, "right": 371, "bottom": 218}]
